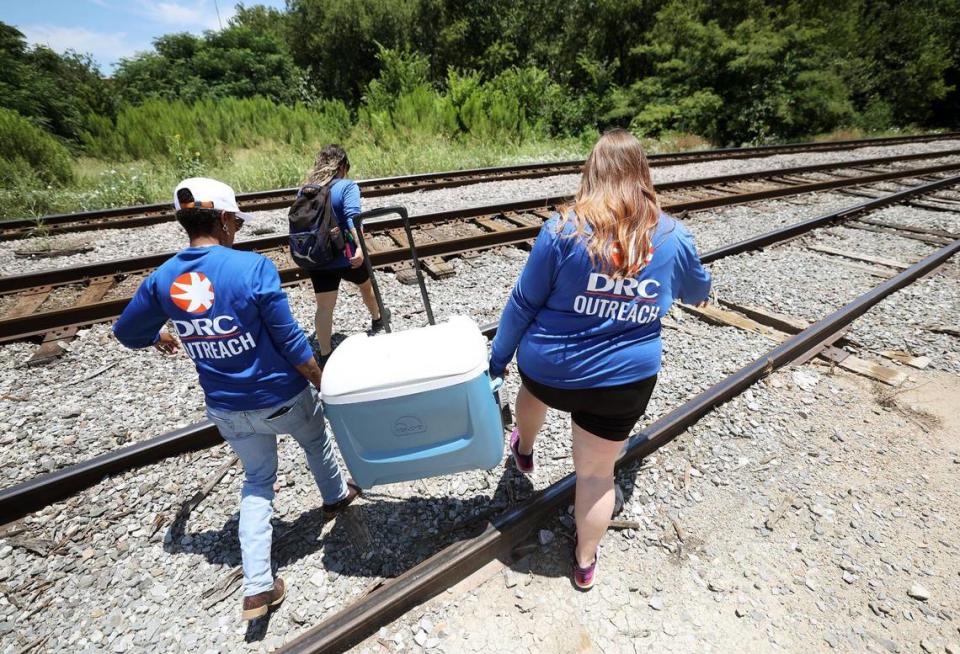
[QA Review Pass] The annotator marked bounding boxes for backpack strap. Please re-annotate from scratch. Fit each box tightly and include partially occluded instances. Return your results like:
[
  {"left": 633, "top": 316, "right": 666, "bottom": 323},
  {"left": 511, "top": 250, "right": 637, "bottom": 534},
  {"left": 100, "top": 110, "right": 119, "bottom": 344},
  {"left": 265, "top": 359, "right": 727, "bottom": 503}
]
[{"left": 297, "top": 183, "right": 324, "bottom": 198}]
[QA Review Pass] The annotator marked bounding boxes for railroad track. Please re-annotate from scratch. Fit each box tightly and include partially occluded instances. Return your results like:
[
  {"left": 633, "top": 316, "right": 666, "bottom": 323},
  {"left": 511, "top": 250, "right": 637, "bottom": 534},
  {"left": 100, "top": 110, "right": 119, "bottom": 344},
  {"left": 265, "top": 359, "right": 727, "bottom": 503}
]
[
  {"left": 2, "top": 172, "right": 958, "bottom": 524},
  {"left": 2, "top": 175, "right": 957, "bottom": 652},
  {"left": 282, "top": 243, "right": 960, "bottom": 654},
  {"left": 1, "top": 131, "right": 958, "bottom": 241},
  {"left": 2, "top": 152, "right": 960, "bottom": 363}
]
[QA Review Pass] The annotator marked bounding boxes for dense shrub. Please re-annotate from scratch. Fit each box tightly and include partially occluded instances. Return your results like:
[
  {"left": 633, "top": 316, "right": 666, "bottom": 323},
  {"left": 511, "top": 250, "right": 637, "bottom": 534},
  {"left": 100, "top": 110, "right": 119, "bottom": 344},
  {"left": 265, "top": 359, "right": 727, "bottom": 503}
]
[{"left": 0, "top": 107, "right": 74, "bottom": 185}]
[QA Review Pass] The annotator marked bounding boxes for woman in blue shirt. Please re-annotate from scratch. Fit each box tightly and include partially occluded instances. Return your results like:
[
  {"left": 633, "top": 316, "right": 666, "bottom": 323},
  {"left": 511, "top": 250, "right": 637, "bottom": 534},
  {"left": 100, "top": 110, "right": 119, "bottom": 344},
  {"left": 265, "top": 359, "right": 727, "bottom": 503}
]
[
  {"left": 114, "top": 177, "right": 360, "bottom": 619},
  {"left": 304, "top": 145, "right": 388, "bottom": 365},
  {"left": 489, "top": 129, "right": 711, "bottom": 590}
]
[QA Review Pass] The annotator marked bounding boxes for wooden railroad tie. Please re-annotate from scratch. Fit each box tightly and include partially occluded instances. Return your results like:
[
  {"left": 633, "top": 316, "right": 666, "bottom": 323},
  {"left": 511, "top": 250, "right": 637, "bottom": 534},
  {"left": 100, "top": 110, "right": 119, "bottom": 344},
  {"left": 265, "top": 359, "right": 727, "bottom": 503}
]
[
  {"left": 388, "top": 228, "right": 455, "bottom": 284},
  {"left": 806, "top": 244, "right": 911, "bottom": 271},
  {"left": 28, "top": 276, "right": 117, "bottom": 366},
  {"left": 3, "top": 285, "right": 53, "bottom": 320},
  {"left": 677, "top": 302, "right": 911, "bottom": 386}
]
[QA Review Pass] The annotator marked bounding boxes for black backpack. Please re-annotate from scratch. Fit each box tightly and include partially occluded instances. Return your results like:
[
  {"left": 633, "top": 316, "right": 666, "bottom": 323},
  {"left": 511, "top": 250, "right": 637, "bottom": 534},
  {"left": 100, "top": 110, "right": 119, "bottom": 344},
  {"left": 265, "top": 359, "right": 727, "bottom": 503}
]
[{"left": 287, "top": 183, "right": 347, "bottom": 269}]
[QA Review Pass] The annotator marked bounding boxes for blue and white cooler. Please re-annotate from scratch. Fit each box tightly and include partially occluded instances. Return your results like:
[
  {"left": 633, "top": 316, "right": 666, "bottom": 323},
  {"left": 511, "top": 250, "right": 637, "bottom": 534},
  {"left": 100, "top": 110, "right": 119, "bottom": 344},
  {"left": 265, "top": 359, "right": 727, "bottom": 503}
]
[{"left": 320, "top": 315, "right": 505, "bottom": 489}]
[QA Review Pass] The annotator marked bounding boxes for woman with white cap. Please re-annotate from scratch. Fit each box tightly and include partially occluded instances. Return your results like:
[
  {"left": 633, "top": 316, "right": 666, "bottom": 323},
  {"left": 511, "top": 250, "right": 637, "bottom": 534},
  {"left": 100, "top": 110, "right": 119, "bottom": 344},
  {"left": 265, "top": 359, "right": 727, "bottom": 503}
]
[{"left": 113, "top": 177, "right": 360, "bottom": 620}]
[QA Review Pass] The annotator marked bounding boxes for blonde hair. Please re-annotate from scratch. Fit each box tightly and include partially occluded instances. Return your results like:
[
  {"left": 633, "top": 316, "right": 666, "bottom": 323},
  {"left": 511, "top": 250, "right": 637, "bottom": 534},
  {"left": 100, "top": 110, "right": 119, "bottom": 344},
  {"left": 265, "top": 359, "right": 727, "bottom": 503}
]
[{"left": 562, "top": 129, "right": 660, "bottom": 278}]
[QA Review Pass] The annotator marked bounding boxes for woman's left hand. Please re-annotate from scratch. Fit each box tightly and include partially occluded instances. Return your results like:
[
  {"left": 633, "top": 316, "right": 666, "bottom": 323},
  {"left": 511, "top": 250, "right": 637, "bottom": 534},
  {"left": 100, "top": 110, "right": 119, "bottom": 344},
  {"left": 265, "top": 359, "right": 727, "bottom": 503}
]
[{"left": 349, "top": 250, "right": 364, "bottom": 268}]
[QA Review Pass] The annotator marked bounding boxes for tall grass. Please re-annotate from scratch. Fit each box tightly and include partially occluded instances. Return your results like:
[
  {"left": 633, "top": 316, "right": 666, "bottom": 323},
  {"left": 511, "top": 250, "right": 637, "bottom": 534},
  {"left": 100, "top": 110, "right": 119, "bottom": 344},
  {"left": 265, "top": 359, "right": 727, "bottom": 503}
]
[
  {"left": 0, "top": 134, "right": 590, "bottom": 218},
  {"left": 80, "top": 97, "right": 352, "bottom": 162},
  {"left": 0, "top": 84, "right": 928, "bottom": 220}
]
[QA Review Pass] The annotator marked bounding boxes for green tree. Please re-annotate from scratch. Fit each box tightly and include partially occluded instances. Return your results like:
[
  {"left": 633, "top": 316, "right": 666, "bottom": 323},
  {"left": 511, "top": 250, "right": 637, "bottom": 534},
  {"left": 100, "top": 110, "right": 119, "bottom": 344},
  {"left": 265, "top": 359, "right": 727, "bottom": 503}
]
[
  {"left": 287, "top": 0, "right": 430, "bottom": 105},
  {"left": 0, "top": 22, "right": 114, "bottom": 143},
  {"left": 623, "top": 0, "right": 854, "bottom": 143},
  {"left": 114, "top": 21, "right": 309, "bottom": 105}
]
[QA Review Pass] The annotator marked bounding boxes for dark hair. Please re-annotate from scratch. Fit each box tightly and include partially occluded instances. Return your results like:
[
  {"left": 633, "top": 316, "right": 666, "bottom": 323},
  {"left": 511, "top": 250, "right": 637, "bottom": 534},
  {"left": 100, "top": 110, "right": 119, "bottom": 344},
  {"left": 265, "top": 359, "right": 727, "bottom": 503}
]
[
  {"left": 305, "top": 144, "right": 350, "bottom": 184},
  {"left": 176, "top": 208, "right": 221, "bottom": 239},
  {"left": 323, "top": 143, "right": 349, "bottom": 172}
]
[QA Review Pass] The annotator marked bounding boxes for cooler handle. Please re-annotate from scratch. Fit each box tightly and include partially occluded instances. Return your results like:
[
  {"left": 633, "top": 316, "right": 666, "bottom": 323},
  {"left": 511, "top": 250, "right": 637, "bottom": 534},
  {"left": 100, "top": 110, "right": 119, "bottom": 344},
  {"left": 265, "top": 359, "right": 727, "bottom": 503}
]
[{"left": 353, "top": 206, "right": 435, "bottom": 330}]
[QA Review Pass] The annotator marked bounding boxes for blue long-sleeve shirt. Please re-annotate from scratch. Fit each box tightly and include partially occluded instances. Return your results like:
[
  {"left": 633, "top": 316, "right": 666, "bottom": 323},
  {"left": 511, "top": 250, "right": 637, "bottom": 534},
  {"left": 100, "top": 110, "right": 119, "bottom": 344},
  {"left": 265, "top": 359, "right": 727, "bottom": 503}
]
[
  {"left": 320, "top": 178, "right": 361, "bottom": 269},
  {"left": 489, "top": 213, "right": 711, "bottom": 388},
  {"left": 113, "top": 245, "right": 314, "bottom": 411}
]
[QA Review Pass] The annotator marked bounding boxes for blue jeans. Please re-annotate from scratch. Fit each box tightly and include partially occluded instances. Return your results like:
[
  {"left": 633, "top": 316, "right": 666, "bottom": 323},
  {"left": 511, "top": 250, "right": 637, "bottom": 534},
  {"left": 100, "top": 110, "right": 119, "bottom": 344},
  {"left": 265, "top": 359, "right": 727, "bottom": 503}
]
[{"left": 206, "top": 385, "right": 348, "bottom": 596}]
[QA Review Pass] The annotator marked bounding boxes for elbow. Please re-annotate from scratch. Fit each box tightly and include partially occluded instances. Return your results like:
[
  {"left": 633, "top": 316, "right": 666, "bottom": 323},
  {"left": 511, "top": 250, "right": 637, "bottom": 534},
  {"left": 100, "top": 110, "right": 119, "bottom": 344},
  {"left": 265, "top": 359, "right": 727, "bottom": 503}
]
[{"left": 112, "top": 332, "right": 148, "bottom": 350}]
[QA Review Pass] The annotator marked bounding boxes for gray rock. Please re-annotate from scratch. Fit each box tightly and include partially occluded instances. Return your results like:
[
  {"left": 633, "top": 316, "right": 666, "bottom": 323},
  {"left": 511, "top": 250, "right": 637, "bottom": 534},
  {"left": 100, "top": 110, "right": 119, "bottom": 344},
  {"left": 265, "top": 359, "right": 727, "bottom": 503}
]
[
  {"left": 648, "top": 595, "right": 664, "bottom": 611},
  {"left": 59, "top": 406, "right": 82, "bottom": 419},
  {"left": 907, "top": 584, "right": 930, "bottom": 601},
  {"left": 870, "top": 634, "right": 900, "bottom": 653},
  {"left": 538, "top": 530, "right": 555, "bottom": 546}
]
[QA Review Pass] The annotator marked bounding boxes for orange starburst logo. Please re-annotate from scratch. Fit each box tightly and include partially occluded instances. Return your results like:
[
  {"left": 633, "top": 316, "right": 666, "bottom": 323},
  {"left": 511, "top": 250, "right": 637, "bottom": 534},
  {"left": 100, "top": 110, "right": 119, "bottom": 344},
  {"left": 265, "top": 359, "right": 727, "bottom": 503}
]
[{"left": 170, "top": 272, "right": 215, "bottom": 313}]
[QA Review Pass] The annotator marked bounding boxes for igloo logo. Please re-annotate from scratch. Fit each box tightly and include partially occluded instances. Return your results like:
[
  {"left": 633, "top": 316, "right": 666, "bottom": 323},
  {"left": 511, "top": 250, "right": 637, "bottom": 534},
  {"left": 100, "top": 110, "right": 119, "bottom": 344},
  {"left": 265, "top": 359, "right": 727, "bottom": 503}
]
[
  {"left": 170, "top": 272, "right": 215, "bottom": 313},
  {"left": 392, "top": 415, "right": 426, "bottom": 437}
]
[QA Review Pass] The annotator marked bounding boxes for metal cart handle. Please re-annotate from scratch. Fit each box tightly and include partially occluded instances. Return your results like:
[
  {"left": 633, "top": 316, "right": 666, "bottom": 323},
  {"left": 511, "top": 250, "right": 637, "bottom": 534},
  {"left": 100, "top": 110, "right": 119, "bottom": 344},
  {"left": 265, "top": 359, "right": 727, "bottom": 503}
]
[{"left": 353, "top": 206, "right": 436, "bottom": 331}]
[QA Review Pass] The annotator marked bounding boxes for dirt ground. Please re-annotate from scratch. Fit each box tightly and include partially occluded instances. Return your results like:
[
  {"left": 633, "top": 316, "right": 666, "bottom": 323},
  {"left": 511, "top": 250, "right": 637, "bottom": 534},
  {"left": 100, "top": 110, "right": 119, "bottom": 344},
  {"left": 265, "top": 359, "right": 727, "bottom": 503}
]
[{"left": 354, "top": 367, "right": 960, "bottom": 654}]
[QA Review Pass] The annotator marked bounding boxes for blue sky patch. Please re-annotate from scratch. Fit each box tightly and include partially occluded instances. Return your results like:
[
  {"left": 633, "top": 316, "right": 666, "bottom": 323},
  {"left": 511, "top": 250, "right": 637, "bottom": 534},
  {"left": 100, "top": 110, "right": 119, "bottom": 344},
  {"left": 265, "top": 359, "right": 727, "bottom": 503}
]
[{"left": 2, "top": 0, "right": 287, "bottom": 73}]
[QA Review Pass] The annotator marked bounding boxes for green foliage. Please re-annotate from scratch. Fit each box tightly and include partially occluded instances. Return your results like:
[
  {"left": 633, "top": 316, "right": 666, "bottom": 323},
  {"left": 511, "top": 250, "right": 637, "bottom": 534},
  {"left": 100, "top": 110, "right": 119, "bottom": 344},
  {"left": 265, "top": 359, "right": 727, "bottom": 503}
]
[
  {"left": 358, "top": 48, "right": 457, "bottom": 142},
  {"left": 0, "top": 23, "right": 115, "bottom": 143},
  {"left": 624, "top": 0, "right": 857, "bottom": 143},
  {"left": 0, "top": 107, "right": 74, "bottom": 186},
  {"left": 80, "top": 97, "right": 351, "bottom": 162},
  {"left": 3, "top": 0, "right": 960, "bottom": 216},
  {"left": 113, "top": 21, "right": 309, "bottom": 105},
  {"left": 287, "top": 0, "right": 431, "bottom": 105}
]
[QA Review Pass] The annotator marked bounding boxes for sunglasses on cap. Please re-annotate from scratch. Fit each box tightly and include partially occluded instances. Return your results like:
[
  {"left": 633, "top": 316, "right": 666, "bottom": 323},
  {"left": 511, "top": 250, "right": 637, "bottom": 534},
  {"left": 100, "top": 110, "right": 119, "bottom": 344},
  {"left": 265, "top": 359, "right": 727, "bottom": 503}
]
[
  {"left": 223, "top": 211, "right": 244, "bottom": 231},
  {"left": 181, "top": 206, "right": 245, "bottom": 232}
]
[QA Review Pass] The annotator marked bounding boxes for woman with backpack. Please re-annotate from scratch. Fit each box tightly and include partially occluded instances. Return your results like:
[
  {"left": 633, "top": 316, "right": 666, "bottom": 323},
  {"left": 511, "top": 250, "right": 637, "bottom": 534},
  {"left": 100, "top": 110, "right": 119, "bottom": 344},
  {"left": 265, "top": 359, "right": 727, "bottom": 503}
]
[
  {"left": 488, "top": 129, "right": 711, "bottom": 590},
  {"left": 297, "top": 145, "right": 388, "bottom": 366}
]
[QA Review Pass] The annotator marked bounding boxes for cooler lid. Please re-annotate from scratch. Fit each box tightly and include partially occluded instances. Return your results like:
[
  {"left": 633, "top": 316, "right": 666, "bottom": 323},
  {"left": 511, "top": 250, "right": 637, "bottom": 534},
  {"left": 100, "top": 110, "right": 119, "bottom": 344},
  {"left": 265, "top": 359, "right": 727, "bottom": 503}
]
[{"left": 321, "top": 315, "right": 488, "bottom": 405}]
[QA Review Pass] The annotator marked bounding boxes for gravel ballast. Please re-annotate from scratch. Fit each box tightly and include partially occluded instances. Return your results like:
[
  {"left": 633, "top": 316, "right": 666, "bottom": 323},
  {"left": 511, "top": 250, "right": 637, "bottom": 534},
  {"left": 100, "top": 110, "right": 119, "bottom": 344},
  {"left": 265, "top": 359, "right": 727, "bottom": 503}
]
[
  {"left": 2, "top": 140, "right": 959, "bottom": 276},
  {"left": 0, "top": 313, "right": 772, "bottom": 652},
  {"left": 3, "top": 252, "right": 956, "bottom": 651},
  {"left": 1, "top": 146, "right": 958, "bottom": 652},
  {"left": 2, "top": 184, "right": 957, "bottom": 483}
]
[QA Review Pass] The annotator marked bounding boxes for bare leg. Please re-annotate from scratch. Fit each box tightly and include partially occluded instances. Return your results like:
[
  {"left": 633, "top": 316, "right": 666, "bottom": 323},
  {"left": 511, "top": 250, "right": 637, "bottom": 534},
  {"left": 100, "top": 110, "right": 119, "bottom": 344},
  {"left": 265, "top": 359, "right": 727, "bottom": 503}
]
[
  {"left": 355, "top": 279, "right": 380, "bottom": 320},
  {"left": 571, "top": 422, "right": 622, "bottom": 567},
  {"left": 514, "top": 384, "right": 547, "bottom": 456},
  {"left": 314, "top": 290, "right": 338, "bottom": 356}
]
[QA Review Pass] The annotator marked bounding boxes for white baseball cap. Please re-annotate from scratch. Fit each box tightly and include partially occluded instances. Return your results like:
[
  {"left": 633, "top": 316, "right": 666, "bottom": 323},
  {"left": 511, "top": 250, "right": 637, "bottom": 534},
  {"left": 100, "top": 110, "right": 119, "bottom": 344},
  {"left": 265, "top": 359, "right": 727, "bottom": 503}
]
[{"left": 173, "top": 177, "right": 257, "bottom": 223}]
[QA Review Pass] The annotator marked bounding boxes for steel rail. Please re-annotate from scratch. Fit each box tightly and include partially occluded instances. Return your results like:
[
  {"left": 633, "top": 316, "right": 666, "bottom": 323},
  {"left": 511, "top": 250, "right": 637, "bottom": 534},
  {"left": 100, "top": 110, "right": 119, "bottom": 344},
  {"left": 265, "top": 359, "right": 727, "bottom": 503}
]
[
  {"left": 3, "top": 151, "right": 958, "bottom": 295},
  {"left": 2, "top": 175, "right": 957, "bottom": 524},
  {"left": 2, "top": 131, "right": 957, "bottom": 239},
  {"left": 1, "top": 160, "right": 959, "bottom": 344},
  {"left": 278, "top": 236, "right": 960, "bottom": 654}
]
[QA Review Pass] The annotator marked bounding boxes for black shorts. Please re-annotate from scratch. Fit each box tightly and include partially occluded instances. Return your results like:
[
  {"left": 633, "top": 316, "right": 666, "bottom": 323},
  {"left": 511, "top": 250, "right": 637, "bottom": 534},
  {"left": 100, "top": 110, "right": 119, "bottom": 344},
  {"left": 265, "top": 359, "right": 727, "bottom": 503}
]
[
  {"left": 308, "top": 265, "right": 370, "bottom": 293},
  {"left": 518, "top": 369, "right": 658, "bottom": 441}
]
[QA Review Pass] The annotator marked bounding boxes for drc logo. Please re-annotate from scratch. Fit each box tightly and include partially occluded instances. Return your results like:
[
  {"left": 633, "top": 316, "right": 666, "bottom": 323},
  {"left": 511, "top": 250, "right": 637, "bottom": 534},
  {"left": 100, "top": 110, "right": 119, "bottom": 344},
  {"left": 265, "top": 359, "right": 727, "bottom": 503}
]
[
  {"left": 170, "top": 272, "right": 215, "bottom": 313},
  {"left": 392, "top": 415, "right": 426, "bottom": 437}
]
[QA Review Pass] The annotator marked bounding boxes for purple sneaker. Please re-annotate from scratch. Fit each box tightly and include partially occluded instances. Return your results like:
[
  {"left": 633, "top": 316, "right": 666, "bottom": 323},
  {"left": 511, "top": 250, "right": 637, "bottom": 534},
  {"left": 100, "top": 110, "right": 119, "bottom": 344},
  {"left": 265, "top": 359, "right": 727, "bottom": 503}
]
[
  {"left": 573, "top": 551, "right": 598, "bottom": 590},
  {"left": 509, "top": 428, "right": 534, "bottom": 474}
]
